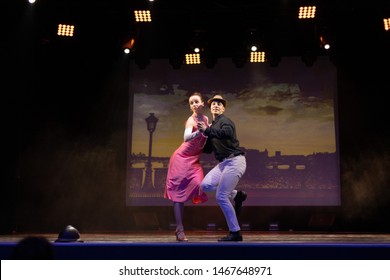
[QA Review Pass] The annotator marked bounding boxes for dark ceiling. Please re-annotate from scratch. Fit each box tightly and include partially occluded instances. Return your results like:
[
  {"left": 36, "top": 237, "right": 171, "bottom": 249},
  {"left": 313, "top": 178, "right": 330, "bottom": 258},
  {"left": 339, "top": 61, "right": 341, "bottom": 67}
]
[
  {"left": 5, "top": 0, "right": 390, "bottom": 64},
  {"left": 128, "top": 0, "right": 390, "bottom": 63}
]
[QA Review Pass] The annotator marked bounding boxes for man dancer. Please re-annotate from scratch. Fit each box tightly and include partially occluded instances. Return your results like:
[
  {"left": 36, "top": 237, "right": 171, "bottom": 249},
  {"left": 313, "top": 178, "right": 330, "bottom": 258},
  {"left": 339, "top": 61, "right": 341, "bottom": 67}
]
[{"left": 197, "top": 94, "right": 247, "bottom": 241}]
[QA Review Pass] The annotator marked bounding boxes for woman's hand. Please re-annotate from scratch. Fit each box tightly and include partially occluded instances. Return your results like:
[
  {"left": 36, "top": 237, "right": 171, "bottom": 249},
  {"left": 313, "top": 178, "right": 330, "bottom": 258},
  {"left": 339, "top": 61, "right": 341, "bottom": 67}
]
[{"left": 197, "top": 121, "right": 207, "bottom": 133}]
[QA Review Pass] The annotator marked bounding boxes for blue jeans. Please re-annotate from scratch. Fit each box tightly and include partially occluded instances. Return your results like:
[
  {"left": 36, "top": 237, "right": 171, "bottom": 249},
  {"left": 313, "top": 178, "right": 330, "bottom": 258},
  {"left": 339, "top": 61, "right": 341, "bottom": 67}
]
[{"left": 201, "top": 155, "right": 246, "bottom": 232}]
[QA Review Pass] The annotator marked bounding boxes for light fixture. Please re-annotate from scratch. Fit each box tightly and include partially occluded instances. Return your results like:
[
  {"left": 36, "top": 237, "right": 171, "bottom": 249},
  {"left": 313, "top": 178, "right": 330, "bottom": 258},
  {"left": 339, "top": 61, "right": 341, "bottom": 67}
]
[
  {"left": 298, "top": 6, "right": 316, "bottom": 19},
  {"left": 384, "top": 18, "right": 390, "bottom": 31},
  {"left": 185, "top": 53, "right": 201, "bottom": 64},
  {"left": 143, "top": 113, "right": 158, "bottom": 189},
  {"left": 57, "top": 24, "right": 75, "bottom": 37},
  {"left": 243, "top": 29, "right": 267, "bottom": 63},
  {"left": 185, "top": 30, "right": 206, "bottom": 65},
  {"left": 145, "top": 113, "right": 158, "bottom": 133},
  {"left": 250, "top": 51, "right": 266, "bottom": 63},
  {"left": 123, "top": 37, "right": 135, "bottom": 54},
  {"left": 134, "top": 10, "right": 152, "bottom": 22},
  {"left": 319, "top": 35, "right": 331, "bottom": 50}
]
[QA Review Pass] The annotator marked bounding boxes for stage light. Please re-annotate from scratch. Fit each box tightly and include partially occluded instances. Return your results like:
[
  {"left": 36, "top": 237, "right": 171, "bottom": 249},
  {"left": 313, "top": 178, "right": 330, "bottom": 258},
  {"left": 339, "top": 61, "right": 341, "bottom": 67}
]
[
  {"left": 57, "top": 24, "right": 75, "bottom": 37},
  {"left": 185, "top": 53, "right": 201, "bottom": 64},
  {"left": 242, "top": 29, "right": 267, "bottom": 64},
  {"left": 55, "top": 225, "right": 83, "bottom": 243},
  {"left": 187, "top": 30, "right": 206, "bottom": 56},
  {"left": 384, "top": 18, "right": 390, "bottom": 31},
  {"left": 134, "top": 10, "right": 152, "bottom": 22},
  {"left": 123, "top": 37, "right": 135, "bottom": 54},
  {"left": 250, "top": 51, "right": 266, "bottom": 63},
  {"left": 319, "top": 35, "right": 331, "bottom": 50},
  {"left": 28, "top": 0, "right": 36, "bottom": 3},
  {"left": 298, "top": 6, "right": 316, "bottom": 19}
]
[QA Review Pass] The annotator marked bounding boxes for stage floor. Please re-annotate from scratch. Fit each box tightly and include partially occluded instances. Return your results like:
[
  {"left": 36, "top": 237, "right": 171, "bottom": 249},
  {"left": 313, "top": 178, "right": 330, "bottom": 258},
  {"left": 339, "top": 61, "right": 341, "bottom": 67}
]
[
  {"left": 1, "top": 230, "right": 390, "bottom": 243},
  {"left": 1, "top": 231, "right": 390, "bottom": 260}
]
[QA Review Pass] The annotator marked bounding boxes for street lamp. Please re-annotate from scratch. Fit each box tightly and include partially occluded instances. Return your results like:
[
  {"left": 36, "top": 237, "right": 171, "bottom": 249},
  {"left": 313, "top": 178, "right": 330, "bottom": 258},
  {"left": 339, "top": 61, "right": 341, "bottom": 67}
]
[{"left": 143, "top": 113, "right": 159, "bottom": 189}]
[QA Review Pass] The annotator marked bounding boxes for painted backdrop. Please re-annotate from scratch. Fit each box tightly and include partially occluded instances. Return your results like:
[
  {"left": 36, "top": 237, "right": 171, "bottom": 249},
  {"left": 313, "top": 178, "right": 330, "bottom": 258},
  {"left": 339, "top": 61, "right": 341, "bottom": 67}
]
[{"left": 127, "top": 57, "right": 340, "bottom": 206}]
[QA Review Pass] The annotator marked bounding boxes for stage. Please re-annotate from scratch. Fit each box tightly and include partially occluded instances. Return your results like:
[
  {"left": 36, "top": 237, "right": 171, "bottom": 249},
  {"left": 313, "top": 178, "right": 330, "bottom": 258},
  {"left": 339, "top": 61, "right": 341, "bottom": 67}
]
[{"left": 1, "top": 231, "right": 390, "bottom": 260}]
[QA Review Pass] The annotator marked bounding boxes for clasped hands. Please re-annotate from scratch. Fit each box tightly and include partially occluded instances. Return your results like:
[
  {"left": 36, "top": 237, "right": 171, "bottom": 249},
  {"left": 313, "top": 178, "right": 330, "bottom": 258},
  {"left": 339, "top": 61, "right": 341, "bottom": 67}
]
[{"left": 197, "top": 121, "right": 208, "bottom": 133}]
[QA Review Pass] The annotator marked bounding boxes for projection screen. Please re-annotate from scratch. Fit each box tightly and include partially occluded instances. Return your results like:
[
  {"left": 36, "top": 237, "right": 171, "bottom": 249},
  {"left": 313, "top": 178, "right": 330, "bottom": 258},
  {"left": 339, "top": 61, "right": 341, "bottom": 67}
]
[{"left": 126, "top": 57, "right": 340, "bottom": 207}]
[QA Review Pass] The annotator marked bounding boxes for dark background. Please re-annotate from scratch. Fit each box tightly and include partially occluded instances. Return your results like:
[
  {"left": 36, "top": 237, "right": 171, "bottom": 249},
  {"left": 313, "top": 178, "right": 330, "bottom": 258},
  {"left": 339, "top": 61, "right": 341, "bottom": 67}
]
[{"left": 2, "top": 0, "right": 390, "bottom": 234}]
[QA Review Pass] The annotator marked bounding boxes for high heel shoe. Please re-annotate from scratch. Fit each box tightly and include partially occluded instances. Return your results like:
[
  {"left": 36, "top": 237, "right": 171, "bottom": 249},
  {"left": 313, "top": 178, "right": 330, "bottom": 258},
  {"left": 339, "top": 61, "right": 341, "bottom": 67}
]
[{"left": 175, "top": 230, "right": 188, "bottom": 242}]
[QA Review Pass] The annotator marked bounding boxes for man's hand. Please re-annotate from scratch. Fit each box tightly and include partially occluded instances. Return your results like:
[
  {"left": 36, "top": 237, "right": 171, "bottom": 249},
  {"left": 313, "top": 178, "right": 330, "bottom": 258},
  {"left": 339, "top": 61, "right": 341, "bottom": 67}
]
[{"left": 197, "top": 121, "right": 207, "bottom": 133}]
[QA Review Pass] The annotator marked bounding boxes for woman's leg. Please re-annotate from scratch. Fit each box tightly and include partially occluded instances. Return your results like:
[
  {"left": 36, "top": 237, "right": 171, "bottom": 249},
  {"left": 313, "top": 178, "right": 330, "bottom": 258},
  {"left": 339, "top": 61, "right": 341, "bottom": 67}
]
[
  {"left": 173, "top": 202, "right": 184, "bottom": 231},
  {"left": 173, "top": 202, "right": 188, "bottom": 241}
]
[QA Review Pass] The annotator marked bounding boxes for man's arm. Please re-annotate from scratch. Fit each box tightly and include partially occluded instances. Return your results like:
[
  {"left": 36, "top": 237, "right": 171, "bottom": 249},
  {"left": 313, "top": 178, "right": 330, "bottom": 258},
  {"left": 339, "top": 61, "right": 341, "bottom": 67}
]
[{"left": 204, "top": 122, "right": 234, "bottom": 138}]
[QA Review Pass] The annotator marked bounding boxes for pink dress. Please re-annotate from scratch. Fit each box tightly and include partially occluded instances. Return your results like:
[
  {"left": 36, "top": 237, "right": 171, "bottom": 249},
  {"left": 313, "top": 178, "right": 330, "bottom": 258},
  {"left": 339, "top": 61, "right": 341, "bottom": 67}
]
[{"left": 164, "top": 115, "right": 208, "bottom": 204}]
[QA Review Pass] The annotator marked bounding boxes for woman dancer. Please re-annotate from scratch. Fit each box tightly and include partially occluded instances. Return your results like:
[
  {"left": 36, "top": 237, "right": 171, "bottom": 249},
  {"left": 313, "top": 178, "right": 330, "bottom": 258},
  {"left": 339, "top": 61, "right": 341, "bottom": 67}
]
[{"left": 164, "top": 92, "right": 209, "bottom": 241}]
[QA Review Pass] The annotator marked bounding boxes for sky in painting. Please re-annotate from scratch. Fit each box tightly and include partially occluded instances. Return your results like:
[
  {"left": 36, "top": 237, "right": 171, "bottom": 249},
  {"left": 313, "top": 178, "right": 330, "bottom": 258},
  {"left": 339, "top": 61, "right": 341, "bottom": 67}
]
[{"left": 130, "top": 57, "right": 337, "bottom": 158}]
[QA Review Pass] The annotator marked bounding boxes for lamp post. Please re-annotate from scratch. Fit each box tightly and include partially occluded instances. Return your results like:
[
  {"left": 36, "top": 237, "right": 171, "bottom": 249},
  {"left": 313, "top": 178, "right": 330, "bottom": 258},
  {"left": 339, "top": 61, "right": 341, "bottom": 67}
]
[{"left": 143, "top": 113, "right": 158, "bottom": 189}]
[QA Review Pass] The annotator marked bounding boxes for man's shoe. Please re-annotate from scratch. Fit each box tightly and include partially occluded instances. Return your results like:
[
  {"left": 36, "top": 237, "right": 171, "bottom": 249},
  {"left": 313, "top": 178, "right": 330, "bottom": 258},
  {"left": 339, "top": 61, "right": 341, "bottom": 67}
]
[
  {"left": 218, "top": 231, "right": 243, "bottom": 242},
  {"left": 234, "top": 190, "right": 247, "bottom": 216}
]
